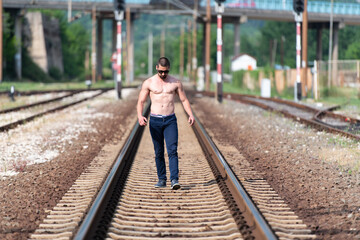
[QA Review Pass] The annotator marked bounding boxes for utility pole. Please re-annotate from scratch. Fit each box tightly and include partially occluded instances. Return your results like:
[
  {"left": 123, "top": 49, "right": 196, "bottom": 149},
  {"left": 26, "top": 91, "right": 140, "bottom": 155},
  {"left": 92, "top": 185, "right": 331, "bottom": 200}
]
[
  {"left": 215, "top": 0, "right": 225, "bottom": 103},
  {"left": 91, "top": 6, "right": 96, "bottom": 84},
  {"left": 328, "top": 0, "right": 334, "bottom": 88},
  {"left": 67, "top": 0, "right": 72, "bottom": 22},
  {"left": 205, "top": 0, "right": 211, "bottom": 91},
  {"left": 187, "top": 20, "right": 192, "bottom": 81},
  {"left": 302, "top": 0, "right": 308, "bottom": 97},
  {"left": 148, "top": 32, "right": 153, "bottom": 76},
  {"left": 161, "top": 28, "right": 165, "bottom": 57},
  {"left": 281, "top": 36, "right": 285, "bottom": 66},
  {"left": 0, "top": 0, "right": 2, "bottom": 83},
  {"left": 126, "top": 7, "right": 132, "bottom": 85},
  {"left": 293, "top": 0, "right": 304, "bottom": 102},
  {"left": 180, "top": 24, "right": 184, "bottom": 81},
  {"left": 114, "top": 0, "right": 125, "bottom": 99},
  {"left": 192, "top": 0, "right": 198, "bottom": 88}
]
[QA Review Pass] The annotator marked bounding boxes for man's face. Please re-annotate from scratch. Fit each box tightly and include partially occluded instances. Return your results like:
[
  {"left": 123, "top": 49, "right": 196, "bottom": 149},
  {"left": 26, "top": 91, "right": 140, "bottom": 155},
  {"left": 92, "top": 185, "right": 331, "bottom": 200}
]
[{"left": 156, "top": 65, "right": 169, "bottom": 80}]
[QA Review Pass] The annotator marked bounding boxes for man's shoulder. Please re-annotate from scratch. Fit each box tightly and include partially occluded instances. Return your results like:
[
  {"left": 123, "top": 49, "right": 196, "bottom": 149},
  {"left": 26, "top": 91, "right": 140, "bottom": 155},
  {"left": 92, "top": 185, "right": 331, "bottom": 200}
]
[
  {"left": 168, "top": 75, "right": 181, "bottom": 84},
  {"left": 142, "top": 75, "right": 155, "bottom": 86}
]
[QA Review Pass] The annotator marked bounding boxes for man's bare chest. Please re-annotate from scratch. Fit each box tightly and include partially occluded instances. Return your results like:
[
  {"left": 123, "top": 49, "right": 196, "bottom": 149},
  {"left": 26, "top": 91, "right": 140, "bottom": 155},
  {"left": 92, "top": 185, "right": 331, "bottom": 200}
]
[{"left": 150, "top": 82, "right": 178, "bottom": 94}]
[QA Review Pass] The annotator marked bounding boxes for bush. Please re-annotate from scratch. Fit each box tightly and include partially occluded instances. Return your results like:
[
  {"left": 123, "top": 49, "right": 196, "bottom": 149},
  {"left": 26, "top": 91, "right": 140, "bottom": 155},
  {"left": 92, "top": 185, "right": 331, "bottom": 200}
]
[
  {"left": 49, "top": 67, "right": 63, "bottom": 81},
  {"left": 232, "top": 70, "right": 245, "bottom": 88},
  {"left": 22, "top": 51, "right": 53, "bottom": 82},
  {"left": 262, "top": 66, "right": 275, "bottom": 79}
]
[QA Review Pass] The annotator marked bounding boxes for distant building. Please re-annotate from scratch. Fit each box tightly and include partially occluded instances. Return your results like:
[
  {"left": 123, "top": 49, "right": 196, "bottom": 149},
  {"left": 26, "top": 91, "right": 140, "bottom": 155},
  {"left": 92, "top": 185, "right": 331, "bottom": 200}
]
[{"left": 231, "top": 53, "right": 257, "bottom": 72}]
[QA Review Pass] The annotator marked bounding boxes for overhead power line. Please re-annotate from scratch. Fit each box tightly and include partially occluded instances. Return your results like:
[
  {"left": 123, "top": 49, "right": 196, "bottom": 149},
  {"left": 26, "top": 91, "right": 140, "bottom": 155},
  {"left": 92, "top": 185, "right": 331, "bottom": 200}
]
[{"left": 163, "top": 0, "right": 202, "bottom": 18}]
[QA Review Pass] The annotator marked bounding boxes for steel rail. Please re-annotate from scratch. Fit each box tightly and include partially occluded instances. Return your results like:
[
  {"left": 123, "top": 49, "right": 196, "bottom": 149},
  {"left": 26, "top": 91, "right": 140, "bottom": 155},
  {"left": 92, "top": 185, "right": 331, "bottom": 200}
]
[
  {"left": 0, "top": 91, "right": 80, "bottom": 114},
  {"left": 195, "top": 91, "right": 360, "bottom": 141},
  {"left": 237, "top": 94, "right": 360, "bottom": 141},
  {"left": 0, "top": 87, "right": 135, "bottom": 114},
  {"left": 74, "top": 100, "right": 151, "bottom": 240},
  {"left": 0, "top": 89, "right": 109, "bottom": 132},
  {"left": 192, "top": 113, "right": 278, "bottom": 240},
  {"left": 0, "top": 87, "right": 113, "bottom": 96},
  {"left": 74, "top": 101, "right": 277, "bottom": 239}
]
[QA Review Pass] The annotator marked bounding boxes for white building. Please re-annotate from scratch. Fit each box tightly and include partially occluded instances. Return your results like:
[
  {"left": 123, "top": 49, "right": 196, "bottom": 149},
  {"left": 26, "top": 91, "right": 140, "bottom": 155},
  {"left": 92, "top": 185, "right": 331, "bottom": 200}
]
[{"left": 231, "top": 54, "right": 257, "bottom": 72}]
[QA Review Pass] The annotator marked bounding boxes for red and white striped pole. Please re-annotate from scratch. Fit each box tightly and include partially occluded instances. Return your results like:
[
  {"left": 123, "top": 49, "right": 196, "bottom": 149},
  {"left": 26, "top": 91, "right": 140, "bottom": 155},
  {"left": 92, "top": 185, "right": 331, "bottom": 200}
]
[
  {"left": 216, "top": 3, "right": 224, "bottom": 103},
  {"left": 294, "top": 13, "right": 302, "bottom": 101},
  {"left": 116, "top": 20, "right": 122, "bottom": 99}
]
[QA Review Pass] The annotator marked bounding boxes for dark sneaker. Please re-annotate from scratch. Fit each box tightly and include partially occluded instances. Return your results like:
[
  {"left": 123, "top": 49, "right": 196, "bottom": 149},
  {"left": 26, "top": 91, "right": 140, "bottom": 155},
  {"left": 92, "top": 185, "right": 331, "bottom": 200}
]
[
  {"left": 155, "top": 179, "right": 166, "bottom": 188},
  {"left": 171, "top": 179, "right": 181, "bottom": 190}
]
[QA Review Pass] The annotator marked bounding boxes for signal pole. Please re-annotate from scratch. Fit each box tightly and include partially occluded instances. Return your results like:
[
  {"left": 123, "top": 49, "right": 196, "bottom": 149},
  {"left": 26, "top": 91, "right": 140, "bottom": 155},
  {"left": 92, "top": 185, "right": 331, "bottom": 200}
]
[
  {"left": 0, "top": 0, "right": 2, "bottom": 83},
  {"left": 91, "top": 6, "right": 96, "bottom": 84},
  {"left": 205, "top": 0, "right": 211, "bottom": 91},
  {"left": 293, "top": 0, "right": 304, "bottom": 102},
  {"left": 114, "top": 0, "right": 125, "bottom": 99},
  {"left": 215, "top": 0, "right": 225, "bottom": 103},
  {"left": 302, "top": 0, "right": 308, "bottom": 97},
  {"left": 192, "top": 0, "right": 198, "bottom": 88}
]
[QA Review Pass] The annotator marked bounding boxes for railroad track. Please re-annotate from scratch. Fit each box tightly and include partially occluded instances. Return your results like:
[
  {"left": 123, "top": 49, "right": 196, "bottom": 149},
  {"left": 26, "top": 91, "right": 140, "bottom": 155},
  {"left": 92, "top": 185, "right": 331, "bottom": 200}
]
[
  {"left": 0, "top": 88, "right": 115, "bottom": 114},
  {"left": 30, "top": 102, "right": 315, "bottom": 239},
  {"left": 0, "top": 89, "right": 111, "bottom": 132},
  {"left": 195, "top": 91, "right": 360, "bottom": 141},
  {"left": 0, "top": 88, "right": 113, "bottom": 97}
]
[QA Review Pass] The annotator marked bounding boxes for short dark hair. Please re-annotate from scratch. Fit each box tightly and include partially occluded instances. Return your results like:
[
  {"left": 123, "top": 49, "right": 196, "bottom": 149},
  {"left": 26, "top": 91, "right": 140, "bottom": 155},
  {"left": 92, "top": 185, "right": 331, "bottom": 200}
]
[{"left": 157, "top": 57, "right": 170, "bottom": 68}]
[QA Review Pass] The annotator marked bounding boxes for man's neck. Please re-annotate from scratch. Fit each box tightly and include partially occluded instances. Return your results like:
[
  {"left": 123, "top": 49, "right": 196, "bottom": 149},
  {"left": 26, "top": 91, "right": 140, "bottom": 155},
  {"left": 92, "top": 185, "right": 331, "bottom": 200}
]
[{"left": 157, "top": 75, "right": 169, "bottom": 82}]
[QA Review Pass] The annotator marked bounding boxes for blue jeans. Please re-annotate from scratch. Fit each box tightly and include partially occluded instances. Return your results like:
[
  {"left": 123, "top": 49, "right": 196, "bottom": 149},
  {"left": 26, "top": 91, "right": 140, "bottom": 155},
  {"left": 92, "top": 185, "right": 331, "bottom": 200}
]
[{"left": 149, "top": 113, "right": 179, "bottom": 181}]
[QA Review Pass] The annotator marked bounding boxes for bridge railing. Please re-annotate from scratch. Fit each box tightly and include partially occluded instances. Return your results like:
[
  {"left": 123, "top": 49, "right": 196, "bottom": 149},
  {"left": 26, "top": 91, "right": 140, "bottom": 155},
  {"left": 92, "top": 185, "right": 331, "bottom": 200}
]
[
  {"left": 6, "top": 0, "right": 360, "bottom": 16},
  {"left": 34, "top": 0, "right": 150, "bottom": 3},
  {"left": 200, "top": 0, "right": 360, "bottom": 15}
]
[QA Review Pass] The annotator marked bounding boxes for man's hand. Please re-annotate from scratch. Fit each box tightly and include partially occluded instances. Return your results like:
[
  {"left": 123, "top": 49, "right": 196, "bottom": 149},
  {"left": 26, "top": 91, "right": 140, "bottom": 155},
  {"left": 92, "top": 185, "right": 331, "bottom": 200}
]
[
  {"left": 188, "top": 115, "right": 195, "bottom": 126},
  {"left": 138, "top": 116, "right": 148, "bottom": 126}
]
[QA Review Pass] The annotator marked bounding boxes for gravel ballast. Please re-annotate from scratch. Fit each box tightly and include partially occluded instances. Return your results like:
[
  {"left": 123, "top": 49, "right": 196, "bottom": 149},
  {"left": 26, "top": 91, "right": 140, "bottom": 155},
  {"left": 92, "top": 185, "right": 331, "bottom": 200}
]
[{"left": 0, "top": 88, "right": 359, "bottom": 239}]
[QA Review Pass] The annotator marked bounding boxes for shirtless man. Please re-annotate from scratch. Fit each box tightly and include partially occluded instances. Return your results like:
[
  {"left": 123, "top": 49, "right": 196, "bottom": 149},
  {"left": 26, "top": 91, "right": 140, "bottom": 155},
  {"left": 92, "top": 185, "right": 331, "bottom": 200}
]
[{"left": 137, "top": 57, "right": 195, "bottom": 190}]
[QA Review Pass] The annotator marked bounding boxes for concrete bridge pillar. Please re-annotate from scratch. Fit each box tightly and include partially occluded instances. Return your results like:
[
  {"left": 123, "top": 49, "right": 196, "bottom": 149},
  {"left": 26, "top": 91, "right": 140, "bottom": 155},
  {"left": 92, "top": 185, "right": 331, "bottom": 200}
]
[
  {"left": 316, "top": 26, "right": 323, "bottom": 61},
  {"left": 96, "top": 17, "right": 103, "bottom": 80},
  {"left": 332, "top": 22, "right": 339, "bottom": 85},
  {"left": 234, "top": 22, "right": 240, "bottom": 57},
  {"left": 126, "top": 9, "right": 134, "bottom": 85},
  {"left": 332, "top": 22, "right": 339, "bottom": 63},
  {"left": 15, "top": 12, "right": 22, "bottom": 79}
]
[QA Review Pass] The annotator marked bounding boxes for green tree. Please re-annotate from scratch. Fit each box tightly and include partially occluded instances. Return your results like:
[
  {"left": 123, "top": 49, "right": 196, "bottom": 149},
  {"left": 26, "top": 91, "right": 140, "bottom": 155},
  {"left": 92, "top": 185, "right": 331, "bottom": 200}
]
[
  {"left": 62, "top": 22, "right": 90, "bottom": 79},
  {"left": 40, "top": 10, "right": 90, "bottom": 80},
  {"left": 2, "top": 11, "right": 17, "bottom": 80}
]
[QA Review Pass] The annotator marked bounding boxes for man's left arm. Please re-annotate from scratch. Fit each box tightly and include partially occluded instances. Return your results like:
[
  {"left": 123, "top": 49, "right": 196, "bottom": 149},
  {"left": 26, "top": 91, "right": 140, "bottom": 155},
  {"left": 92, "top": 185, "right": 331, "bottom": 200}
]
[{"left": 177, "top": 82, "right": 195, "bottom": 126}]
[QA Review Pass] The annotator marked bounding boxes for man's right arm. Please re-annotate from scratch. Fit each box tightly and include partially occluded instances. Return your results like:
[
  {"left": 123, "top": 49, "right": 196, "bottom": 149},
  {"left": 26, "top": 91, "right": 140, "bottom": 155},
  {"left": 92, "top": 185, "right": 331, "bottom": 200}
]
[{"left": 137, "top": 80, "right": 150, "bottom": 126}]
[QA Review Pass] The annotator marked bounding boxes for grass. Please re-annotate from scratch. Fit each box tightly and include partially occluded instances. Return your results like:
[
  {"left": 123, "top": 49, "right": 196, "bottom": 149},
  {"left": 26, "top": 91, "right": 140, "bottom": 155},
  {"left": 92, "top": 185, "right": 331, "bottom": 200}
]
[
  {"left": 0, "top": 80, "right": 139, "bottom": 92},
  {"left": 209, "top": 82, "right": 261, "bottom": 95},
  {"left": 209, "top": 82, "right": 360, "bottom": 114},
  {"left": 316, "top": 86, "right": 360, "bottom": 108},
  {"left": 327, "top": 135, "right": 357, "bottom": 148}
]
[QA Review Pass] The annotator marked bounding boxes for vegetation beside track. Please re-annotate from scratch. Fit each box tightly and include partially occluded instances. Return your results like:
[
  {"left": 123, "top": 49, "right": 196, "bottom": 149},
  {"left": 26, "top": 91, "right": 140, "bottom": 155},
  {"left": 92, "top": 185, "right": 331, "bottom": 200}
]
[{"left": 0, "top": 81, "right": 140, "bottom": 92}]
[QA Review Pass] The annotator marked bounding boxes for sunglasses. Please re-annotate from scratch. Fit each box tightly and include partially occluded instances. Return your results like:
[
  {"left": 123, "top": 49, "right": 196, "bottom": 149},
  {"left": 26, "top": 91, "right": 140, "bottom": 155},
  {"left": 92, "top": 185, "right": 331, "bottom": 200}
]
[{"left": 158, "top": 70, "right": 169, "bottom": 74}]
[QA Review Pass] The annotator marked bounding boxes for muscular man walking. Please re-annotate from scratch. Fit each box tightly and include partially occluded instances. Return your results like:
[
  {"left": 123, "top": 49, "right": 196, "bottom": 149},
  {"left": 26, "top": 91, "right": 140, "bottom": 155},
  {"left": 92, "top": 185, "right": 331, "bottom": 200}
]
[{"left": 137, "top": 57, "right": 195, "bottom": 190}]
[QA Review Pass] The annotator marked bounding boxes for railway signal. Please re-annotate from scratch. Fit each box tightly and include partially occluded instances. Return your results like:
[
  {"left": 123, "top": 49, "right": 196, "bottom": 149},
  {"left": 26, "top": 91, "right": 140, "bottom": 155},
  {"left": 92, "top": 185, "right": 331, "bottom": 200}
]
[
  {"left": 114, "top": 0, "right": 125, "bottom": 11},
  {"left": 215, "top": 0, "right": 225, "bottom": 103},
  {"left": 293, "top": 0, "right": 303, "bottom": 102},
  {"left": 293, "top": 0, "right": 304, "bottom": 14},
  {"left": 114, "top": 0, "right": 125, "bottom": 99}
]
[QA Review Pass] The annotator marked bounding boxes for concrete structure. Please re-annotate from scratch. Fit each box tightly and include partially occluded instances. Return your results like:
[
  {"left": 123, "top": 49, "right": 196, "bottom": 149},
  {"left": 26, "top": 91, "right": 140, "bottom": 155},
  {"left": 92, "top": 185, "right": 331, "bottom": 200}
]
[
  {"left": 25, "top": 12, "right": 63, "bottom": 74},
  {"left": 4, "top": 0, "right": 360, "bottom": 83},
  {"left": 231, "top": 54, "right": 257, "bottom": 72}
]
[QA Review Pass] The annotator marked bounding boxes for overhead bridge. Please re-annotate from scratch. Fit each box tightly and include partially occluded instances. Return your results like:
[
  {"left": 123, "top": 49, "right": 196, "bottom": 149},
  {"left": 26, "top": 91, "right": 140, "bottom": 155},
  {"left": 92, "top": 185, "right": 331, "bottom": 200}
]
[
  {"left": 4, "top": 0, "right": 360, "bottom": 25},
  {"left": 3, "top": 0, "right": 355, "bottom": 84}
]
